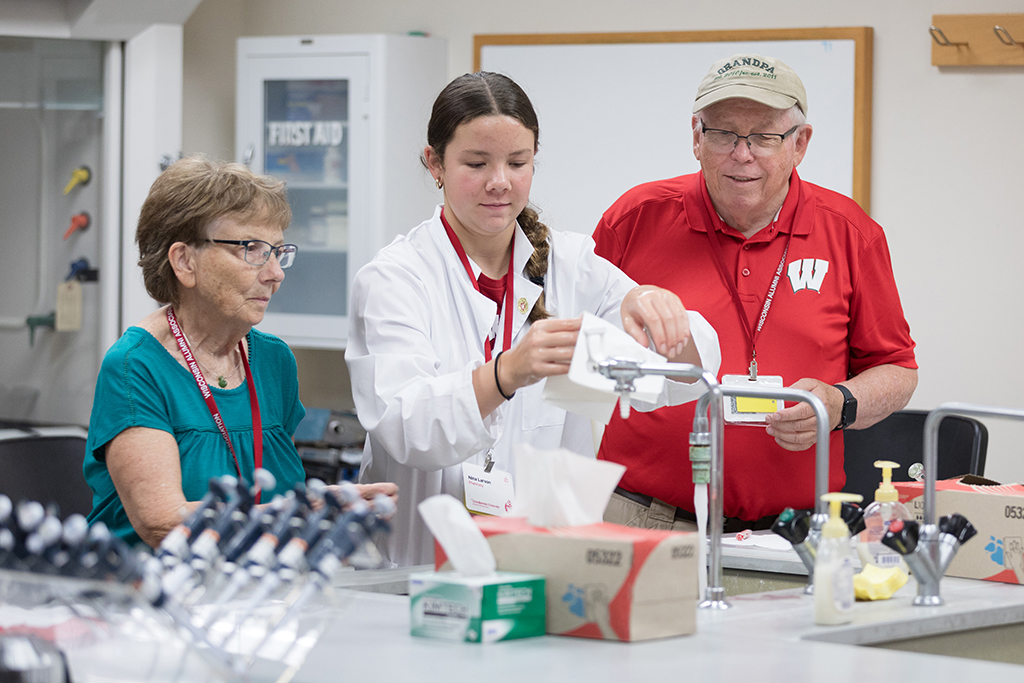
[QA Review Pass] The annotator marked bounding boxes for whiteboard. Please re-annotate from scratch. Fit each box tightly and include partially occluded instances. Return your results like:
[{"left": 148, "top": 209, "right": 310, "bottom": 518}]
[{"left": 479, "top": 31, "right": 870, "bottom": 236}]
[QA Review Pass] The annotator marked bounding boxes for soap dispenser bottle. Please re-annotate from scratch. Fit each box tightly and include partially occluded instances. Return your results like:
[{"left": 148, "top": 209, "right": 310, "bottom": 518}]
[
  {"left": 857, "top": 460, "right": 912, "bottom": 573},
  {"left": 814, "top": 492, "right": 863, "bottom": 626}
]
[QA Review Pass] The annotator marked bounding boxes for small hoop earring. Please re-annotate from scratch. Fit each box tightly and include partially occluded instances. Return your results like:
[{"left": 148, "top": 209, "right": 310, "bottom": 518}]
[{"left": 435, "top": 177, "right": 443, "bottom": 190}]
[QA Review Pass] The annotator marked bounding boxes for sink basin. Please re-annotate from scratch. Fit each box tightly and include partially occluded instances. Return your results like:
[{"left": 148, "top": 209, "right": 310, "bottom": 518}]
[
  {"left": 722, "top": 568, "right": 807, "bottom": 595},
  {"left": 867, "top": 621, "right": 1024, "bottom": 666}
]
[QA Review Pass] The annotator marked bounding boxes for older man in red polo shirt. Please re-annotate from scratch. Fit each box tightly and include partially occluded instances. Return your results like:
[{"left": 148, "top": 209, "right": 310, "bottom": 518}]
[{"left": 596, "top": 54, "right": 918, "bottom": 532}]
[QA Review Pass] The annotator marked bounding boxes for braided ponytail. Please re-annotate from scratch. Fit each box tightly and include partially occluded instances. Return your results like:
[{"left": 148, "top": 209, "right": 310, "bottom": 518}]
[{"left": 518, "top": 205, "right": 551, "bottom": 322}]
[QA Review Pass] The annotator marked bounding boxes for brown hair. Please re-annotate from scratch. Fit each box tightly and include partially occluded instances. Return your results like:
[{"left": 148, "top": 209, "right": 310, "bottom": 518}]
[
  {"left": 426, "top": 72, "right": 551, "bottom": 322},
  {"left": 136, "top": 155, "right": 291, "bottom": 305}
]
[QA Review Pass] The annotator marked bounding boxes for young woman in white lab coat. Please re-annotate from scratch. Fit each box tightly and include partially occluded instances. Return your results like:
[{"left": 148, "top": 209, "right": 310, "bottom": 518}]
[{"left": 345, "top": 72, "right": 721, "bottom": 566}]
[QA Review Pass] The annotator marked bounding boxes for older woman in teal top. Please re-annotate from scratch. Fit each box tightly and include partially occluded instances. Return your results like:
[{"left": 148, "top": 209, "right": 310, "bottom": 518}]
[{"left": 84, "top": 156, "right": 395, "bottom": 548}]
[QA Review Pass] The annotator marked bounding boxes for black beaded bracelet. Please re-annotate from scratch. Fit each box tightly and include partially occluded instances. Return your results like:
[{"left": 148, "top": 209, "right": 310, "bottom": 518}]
[{"left": 494, "top": 351, "right": 516, "bottom": 401}]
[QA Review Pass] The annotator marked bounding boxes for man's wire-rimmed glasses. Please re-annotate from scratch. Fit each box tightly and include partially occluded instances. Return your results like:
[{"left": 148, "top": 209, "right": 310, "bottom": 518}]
[
  {"left": 207, "top": 239, "right": 298, "bottom": 269},
  {"left": 700, "top": 122, "right": 801, "bottom": 157}
]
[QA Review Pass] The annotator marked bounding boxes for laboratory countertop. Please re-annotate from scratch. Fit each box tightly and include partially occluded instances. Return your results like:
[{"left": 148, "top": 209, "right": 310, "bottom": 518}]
[
  {"left": 5, "top": 540, "right": 1022, "bottom": 682},
  {"left": 250, "top": 562, "right": 1024, "bottom": 683}
]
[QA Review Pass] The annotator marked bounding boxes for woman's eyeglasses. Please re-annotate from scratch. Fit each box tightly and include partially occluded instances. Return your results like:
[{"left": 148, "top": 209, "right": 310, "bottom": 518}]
[{"left": 207, "top": 239, "right": 298, "bottom": 268}]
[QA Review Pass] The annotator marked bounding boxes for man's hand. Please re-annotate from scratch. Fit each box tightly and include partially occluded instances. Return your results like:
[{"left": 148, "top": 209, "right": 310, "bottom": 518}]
[
  {"left": 764, "top": 378, "right": 844, "bottom": 451},
  {"left": 764, "top": 365, "right": 918, "bottom": 451}
]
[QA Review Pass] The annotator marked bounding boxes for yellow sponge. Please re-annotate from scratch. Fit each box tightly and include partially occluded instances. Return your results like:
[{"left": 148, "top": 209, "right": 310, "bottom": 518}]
[{"left": 854, "top": 564, "right": 909, "bottom": 601}]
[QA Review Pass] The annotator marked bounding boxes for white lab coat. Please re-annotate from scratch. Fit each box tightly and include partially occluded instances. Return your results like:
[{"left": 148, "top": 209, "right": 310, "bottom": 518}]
[{"left": 346, "top": 205, "right": 721, "bottom": 566}]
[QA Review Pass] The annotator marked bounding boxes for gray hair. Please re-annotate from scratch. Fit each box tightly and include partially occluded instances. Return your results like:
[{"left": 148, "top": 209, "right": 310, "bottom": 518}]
[{"left": 693, "top": 103, "right": 806, "bottom": 132}]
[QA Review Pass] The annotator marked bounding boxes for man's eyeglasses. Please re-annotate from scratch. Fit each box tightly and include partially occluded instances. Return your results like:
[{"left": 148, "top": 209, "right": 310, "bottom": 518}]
[
  {"left": 700, "top": 122, "right": 801, "bottom": 157},
  {"left": 207, "top": 239, "right": 298, "bottom": 269}
]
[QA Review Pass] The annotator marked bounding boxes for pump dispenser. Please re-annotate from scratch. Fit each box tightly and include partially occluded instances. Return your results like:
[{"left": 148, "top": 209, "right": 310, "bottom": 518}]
[
  {"left": 857, "top": 461, "right": 912, "bottom": 573},
  {"left": 814, "top": 492, "right": 862, "bottom": 625}
]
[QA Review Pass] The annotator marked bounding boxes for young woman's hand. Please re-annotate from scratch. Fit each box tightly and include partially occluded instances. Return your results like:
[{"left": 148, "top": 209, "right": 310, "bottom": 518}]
[
  {"left": 498, "top": 317, "right": 582, "bottom": 393},
  {"left": 621, "top": 285, "right": 693, "bottom": 360}
]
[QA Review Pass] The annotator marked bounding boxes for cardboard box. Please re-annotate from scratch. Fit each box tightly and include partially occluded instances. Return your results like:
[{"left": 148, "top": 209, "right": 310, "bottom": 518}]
[
  {"left": 435, "top": 517, "right": 699, "bottom": 641},
  {"left": 894, "top": 475, "right": 1024, "bottom": 584},
  {"left": 409, "top": 570, "right": 546, "bottom": 642}
]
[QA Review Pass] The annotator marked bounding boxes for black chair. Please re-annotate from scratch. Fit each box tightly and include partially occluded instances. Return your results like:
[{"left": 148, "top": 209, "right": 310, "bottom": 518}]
[
  {"left": 842, "top": 409, "right": 988, "bottom": 504},
  {"left": 0, "top": 427, "right": 94, "bottom": 517}
]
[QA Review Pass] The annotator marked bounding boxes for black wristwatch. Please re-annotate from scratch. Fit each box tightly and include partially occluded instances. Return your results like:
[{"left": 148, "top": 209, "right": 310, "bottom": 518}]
[{"left": 833, "top": 384, "right": 857, "bottom": 431}]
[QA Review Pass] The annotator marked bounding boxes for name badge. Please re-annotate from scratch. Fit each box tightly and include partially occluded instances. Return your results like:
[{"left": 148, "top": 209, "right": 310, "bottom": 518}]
[
  {"left": 462, "top": 462, "right": 515, "bottom": 516},
  {"left": 722, "top": 374, "right": 785, "bottom": 424}
]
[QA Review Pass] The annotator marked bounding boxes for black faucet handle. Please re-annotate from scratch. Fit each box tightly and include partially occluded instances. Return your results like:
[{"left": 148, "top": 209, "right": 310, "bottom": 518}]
[
  {"left": 939, "top": 513, "right": 977, "bottom": 545},
  {"left": 840, "top": 501, "right": 867, "bottom": 536},
  {"left": 771, "top": 508, "right": 813, "bottom": 545},
  {"left": 881, "top": 518, "right": 920, "bottom": 555}
]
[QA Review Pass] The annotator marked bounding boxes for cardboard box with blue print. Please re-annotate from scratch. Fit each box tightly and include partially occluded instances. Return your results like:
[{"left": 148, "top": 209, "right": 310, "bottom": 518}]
[
  {"left": 436, "top": 516, "right": 699, "bottom": 641},
  {"left": 894, "top": 475, "right": 1024, "bottom": 584}
]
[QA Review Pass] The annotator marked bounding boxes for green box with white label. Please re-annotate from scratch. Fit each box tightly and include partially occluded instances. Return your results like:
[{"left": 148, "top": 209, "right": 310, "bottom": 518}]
[{"left": 409, "top": 571, "right": 546, "bottom": 642}]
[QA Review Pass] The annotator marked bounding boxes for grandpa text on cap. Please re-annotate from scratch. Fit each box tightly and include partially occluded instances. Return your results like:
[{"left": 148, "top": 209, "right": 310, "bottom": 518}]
[{"left": 692, "top": 54, "right": 808, "bottom": 115}]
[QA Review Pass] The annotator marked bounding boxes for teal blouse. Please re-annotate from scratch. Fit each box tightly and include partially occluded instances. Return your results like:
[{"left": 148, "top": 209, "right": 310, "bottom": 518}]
[{"left": 84, "top": 326, "right": 306, "bottom": 547}]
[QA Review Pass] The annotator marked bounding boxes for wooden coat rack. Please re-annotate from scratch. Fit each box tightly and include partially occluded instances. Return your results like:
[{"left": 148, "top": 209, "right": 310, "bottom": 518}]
[{"left": 931, "top": 13, "right": 1024, "bottom": 66}]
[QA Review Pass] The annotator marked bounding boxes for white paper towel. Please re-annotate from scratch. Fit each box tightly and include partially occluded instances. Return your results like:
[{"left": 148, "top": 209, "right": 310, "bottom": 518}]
[
  {"left": 513, "top": 443, "right": 626, "bottom": 527},
  {"left": 418, "top": 495, "right": 495, "bottom": 577},
  {"left": 542, "top": 312, "right": 666, "bottom": 424}
]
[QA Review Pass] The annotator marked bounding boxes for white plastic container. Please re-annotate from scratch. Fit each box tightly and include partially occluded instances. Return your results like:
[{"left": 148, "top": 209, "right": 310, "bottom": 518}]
[
  {"left": 814, "top": 492, "right": 862, "bottom": 626},
  {"left": 857, "top": 460, "right": 912, "bottom": 573}
]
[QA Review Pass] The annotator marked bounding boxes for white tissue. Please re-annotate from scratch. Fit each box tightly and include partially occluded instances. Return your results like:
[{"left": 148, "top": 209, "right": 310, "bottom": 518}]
[
  {"left": 418, "top": 495, "right": 495, "bottom": 577},
  {"left": 513, "top": 443, "right": 626, "bottom": 527},
  {"left": 542, "top": 312, "right": 666, "bottom": 424}
]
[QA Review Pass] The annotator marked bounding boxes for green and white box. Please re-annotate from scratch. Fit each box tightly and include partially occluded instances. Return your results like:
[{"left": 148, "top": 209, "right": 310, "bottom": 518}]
[{"left": 409, "top": 571, "right": 546, "bottom": 642}]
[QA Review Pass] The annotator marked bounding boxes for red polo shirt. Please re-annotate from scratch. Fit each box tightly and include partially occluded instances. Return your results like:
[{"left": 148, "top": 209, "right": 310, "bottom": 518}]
[{"left": 594, "top": 170, "right": 917, "bottom": 520}]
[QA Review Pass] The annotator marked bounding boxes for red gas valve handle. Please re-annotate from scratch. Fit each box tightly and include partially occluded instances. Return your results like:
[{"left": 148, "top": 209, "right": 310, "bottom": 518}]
[{"left": 63, "top": 212, "right": 91, "bottom": 240}]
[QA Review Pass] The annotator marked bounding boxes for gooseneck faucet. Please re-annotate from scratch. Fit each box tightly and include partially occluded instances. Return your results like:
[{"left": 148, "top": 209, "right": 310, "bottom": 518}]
[
  {"left": 589, "top": 351, "right": 831, "bottom": 607},
  {"left": 716, "top": 383, "right": 831, "bottom": 596},
  {"left": 887, "top": 402, "right": 1021, "bottom": 606},
  {"left": 587, "top": 355, "right": 724, "bottom": 603}
]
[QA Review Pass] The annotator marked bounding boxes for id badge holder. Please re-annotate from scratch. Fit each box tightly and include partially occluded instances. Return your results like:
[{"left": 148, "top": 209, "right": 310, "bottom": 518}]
[
  {"left": 462, "top": 460, "right": 516, "bottom": 516},
  {"left": 722, "top": 374, "right": 784, "bottom": 425}
]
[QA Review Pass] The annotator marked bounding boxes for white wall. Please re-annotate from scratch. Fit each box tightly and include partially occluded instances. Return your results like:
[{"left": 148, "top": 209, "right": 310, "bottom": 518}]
[
  {"left": 182, "top": 0, "right": 1024, "bottom": 484},
  {"left": 121, "top": 24, "right": 185, "bottom": 330}
]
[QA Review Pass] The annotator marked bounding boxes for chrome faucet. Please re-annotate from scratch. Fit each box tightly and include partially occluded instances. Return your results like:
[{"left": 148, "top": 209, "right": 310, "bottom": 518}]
[
  {"left": 886, "top": 402, "right": 1020, "bottom": 606},
  {"left": 586, "top": 351, "right": 724, "bottom": 604},
  {"left": 716, "top": 383, "right": 831, "bottom": 595},
  {"left": 587, "top": 346, "right": 831, "bottom": 607}
]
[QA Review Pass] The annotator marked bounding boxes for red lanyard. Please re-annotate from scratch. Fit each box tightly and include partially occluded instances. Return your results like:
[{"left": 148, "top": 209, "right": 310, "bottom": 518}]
[
  {"left": 704, "top": 213, "right": 793, "bottom": 378},
  {"left": 441, "top": 208, "right": 515, "bottom": 361},
  {"left": 166, "top": 307, "right": 263, "bottom": 503}
]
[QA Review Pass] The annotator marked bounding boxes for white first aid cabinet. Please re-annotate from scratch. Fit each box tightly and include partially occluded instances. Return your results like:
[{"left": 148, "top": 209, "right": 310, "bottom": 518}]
[{"left": 236, "top": 34, "right": 447, "bottom": 349}]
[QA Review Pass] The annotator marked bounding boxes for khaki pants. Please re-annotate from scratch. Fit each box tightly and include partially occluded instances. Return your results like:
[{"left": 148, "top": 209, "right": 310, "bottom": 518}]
[{"left": 603, "top": 491, "right": 698, "bottom": 532}]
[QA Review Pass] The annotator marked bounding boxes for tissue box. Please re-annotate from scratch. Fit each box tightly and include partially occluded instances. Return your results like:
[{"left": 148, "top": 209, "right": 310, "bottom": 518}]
[
  {"left": 436, "top": 517, "right": 699, "bottom": 641},
  {"left": 409, "top": 571, "right": 546, "bottom": 642},
  {"left": 894, "top": 475, "right": 1024, "bottom": 584}
]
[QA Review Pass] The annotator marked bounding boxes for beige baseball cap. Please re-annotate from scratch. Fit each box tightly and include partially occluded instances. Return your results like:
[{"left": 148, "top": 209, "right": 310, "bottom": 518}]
[{"left": 692, "top": 54, "right": 807, "bottom": 115}]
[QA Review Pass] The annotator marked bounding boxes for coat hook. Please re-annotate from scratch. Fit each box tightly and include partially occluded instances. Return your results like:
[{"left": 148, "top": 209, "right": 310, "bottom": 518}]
[
  {"left": 929, "top": 26, "right": 967, "bottom": 47},
  {"left": 993, "top": 26, "right": 1020, "bottom": 47}
]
